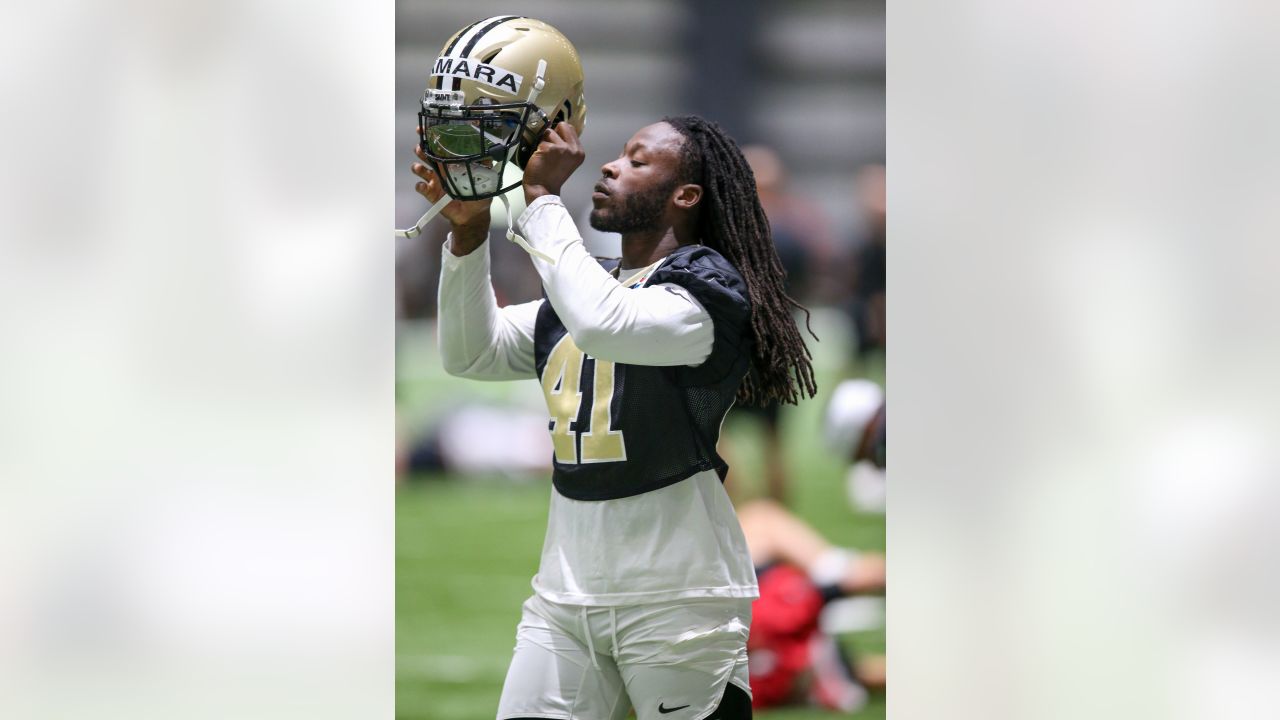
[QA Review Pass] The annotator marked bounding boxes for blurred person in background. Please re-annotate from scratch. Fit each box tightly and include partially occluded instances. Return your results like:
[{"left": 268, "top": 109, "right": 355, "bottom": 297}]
[
  {"left": 418, "top": 107, "right": 816, "bottom": 718},
  {"left": 738, "top": 499, "right": 886, "bottom": 712},
  {"left": 825, "top": 378, "right": 887, "bottom": 513},
  {"left": 720, "top": 146, "right": 835, "bottom": 504},
  {"left": 741, "top": 145, "right": 836, "bottom": 307},
  {"left": 738, "top": 379, "right": 887, "bottom": 711},
  {"left": 841, "top": 164, "right": 886, "bottom": 356}
]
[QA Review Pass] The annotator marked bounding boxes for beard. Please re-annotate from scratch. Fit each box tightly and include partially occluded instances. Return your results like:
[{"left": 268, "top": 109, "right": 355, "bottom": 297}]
[{"left": 589, "top": 179, "right": 678, "bottom": 233}]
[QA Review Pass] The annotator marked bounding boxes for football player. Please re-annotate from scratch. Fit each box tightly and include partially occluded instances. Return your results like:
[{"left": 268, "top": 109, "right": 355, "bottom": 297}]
[
  {"left": 826, "top": 378, "right": 887, "bottom": 512},
  {"left": 411, "top": 18, "right": 815, "bottom": 720},
  {"left": 737, "top": 499, "right": 886, "bottom": 711}
]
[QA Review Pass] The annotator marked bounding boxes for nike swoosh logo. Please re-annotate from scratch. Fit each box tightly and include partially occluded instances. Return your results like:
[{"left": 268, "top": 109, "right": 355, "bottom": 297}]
[{"left": 657, "top": 703, "right": 691, "bottom": 714}]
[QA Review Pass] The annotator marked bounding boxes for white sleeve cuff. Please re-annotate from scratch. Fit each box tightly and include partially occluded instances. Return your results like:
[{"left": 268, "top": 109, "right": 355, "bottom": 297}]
[
  {"left": 516, "top": 193, "right": 565, "bottom": 229},
  {"left": 441, "top": 233, "right": 491, "bottom": 273},
  {"left": 516, "top": 195, "right": 584, "bottom": 265}
]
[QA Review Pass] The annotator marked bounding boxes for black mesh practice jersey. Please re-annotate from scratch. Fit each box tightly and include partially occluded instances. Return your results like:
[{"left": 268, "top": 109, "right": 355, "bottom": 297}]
[{"left": 533, "top": 244, "right": 753, "bottom": 501}]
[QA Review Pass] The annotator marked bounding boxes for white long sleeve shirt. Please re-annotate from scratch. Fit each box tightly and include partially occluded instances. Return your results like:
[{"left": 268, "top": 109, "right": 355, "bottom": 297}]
[{"left": 436, "top": 195, "right": 758, "bottom": 606}]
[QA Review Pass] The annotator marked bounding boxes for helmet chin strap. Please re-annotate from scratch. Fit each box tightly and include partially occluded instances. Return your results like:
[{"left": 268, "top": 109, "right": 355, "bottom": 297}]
[
  {"left": 497, "top": 192, "right": 554, "bottom": 264},
  {"left": 396, "top": 58, "right": 556, "bottom": 267},
  {"left": 394, "top": 196, "right": 449, "bottom": 239},
  {"left": 500, "top": 59, "right": 555, "bottom": 264},
  {"left": 499, "top": 56, "right": 555, "bottom": 263}
]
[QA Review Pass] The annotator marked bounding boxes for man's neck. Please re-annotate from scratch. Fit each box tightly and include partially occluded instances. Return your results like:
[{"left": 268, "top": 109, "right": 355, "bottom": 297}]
[{"left": 619, "top": 227, "right": 690, "bottom": 269}]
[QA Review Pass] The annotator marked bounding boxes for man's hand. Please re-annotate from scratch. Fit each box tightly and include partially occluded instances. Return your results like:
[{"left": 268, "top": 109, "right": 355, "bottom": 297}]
[
  {"left": 522, "top": 122, "right": 585, "bottom": 206},
  {"left": 412, "top": 141, "right": 492, "bottom": 256}
]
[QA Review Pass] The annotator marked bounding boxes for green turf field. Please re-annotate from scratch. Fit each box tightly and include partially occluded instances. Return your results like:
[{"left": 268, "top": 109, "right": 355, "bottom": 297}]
[{"left": 397, "top": 317, "right": 884, "bottom": 719}]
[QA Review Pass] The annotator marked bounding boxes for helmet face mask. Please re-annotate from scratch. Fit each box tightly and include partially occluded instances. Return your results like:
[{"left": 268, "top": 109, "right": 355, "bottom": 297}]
[
  {"left": 417, "top": 16, "right": 586, "bottom": 201},
  {"left": 418, "top": 90, "right": 547, "bottom": 200}
]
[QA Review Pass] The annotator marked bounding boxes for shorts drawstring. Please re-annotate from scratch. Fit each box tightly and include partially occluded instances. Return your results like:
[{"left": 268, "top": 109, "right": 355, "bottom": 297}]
[
  {"left": 579, "top": 606, "right": 600, "bottom": 670},
  {"left": 609, "top": 607, "right": 619, "bottom": 659}
]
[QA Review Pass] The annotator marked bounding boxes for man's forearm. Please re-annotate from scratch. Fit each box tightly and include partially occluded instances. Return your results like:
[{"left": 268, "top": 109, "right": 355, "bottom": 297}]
[
  {"left": 437, "top": 232, "right": 540, "bottom": 380},
  {"left": 447, "top": 214, "right": 491, "bottom": 256}
]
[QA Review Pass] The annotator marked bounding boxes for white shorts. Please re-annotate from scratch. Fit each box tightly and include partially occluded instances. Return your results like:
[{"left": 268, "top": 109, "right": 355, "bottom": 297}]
[{"left": 496, "top": 594, "right": 753, "bottom": 720}]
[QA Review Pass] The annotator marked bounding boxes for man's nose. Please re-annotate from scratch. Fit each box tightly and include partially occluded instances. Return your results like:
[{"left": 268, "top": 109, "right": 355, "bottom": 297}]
[{"left": 600, "top": 160, "right": 618, "bottom": 179}]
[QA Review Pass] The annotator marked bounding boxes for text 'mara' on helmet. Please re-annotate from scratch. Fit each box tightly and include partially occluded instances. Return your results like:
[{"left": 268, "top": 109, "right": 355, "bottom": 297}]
[{"left": 419, "top": 16, "right": 587, "bottom": 201}]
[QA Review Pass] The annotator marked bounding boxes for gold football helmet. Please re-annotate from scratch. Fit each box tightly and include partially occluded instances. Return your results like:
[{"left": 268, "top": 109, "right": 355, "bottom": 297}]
[{"left": 419, "top": 16, "right": 587, "bottom": 200}]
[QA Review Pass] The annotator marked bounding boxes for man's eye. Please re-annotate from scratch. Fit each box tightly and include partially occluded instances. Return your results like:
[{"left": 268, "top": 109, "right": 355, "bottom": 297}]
[{"left": 630, "top": 160, "right": 645, "bottom": 168}]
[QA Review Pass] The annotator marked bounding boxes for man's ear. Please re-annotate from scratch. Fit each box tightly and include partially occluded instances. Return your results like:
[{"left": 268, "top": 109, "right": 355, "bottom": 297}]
[{"left": 673, "top": 183, "right": 703, "bottom": 210}]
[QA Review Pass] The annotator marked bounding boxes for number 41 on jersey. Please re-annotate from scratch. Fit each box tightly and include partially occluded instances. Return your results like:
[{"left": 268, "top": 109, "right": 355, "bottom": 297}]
[{"left": 540, "top": 335, "right": 627, "bottom": 464}]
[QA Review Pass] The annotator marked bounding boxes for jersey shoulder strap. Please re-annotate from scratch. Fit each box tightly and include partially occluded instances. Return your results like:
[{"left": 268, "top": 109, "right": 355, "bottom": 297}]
[{"left": 648, "top": 244, "right": 753, "bottom": 386}]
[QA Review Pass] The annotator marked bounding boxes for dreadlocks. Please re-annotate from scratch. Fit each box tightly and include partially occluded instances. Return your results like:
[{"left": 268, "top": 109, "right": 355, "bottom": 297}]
[{"left": 663, "top": 115, "right": 818, "bottom": 407}]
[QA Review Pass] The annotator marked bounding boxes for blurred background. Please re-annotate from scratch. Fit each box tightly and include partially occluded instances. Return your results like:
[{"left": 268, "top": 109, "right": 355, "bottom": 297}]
[
  {"left": 395, "top": 0, "right": 887, "bottom": 717},
  {"left": 3, "top": 1, "right": 1278, "bottom": 720}
]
